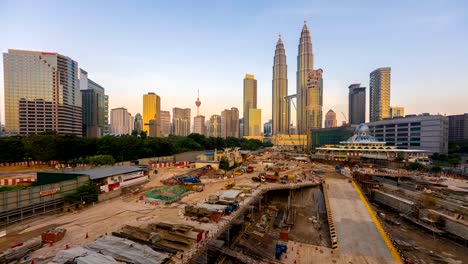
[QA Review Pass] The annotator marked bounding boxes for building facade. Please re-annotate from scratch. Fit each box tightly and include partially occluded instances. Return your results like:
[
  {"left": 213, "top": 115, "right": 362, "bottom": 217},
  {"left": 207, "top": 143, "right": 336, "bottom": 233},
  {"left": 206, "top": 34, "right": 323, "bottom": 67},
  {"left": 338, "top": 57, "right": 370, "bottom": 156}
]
[
  {"left": 370, "top": 67, "right": 391, "bottom": 122},
  {"left": 348, "top": 84, "right": 366, "bottom": 125},
  {"left": 134, "top": 113, "right": 142, "bottom": 134},
  {"left": 143, "top": 92, "right": 161, "bottom": 136},
  {"left": 243, "top": 74, "right": 257, "bottom": 136},
  {"left": 248, "top": 108, "right": 262, "bottom": 137},
  {"left": 110, "top": 107, "right": 133, "bottom": 135},
  {"left": 80, "top": 69, "right": 106, "bottom": 138},
  {"left": 272, "top": 36, "right": 288, "bottom": 135},
  {"left": 296, "top": 22, "right": 323, "bottom": 134},
  {"left": 221, "top": 107, "right": 239, "bottom": 138},
  {"left": 390, "top": 106, "right": 405, "bottom": 118},
  {"left": 208, "top": 115, "right": 222, "bottom": 137},
  {"left": 310, "top": 126, "right": 355, "bottom": 151},
  {"left": 448, "top": 114, "right": 468, "bottom": 141},
  {"left": 193, "top": 115, "right": 206, "bottom": 135},
  {"left": 325, "top": 109, "right": 337, "bottom": 128},
  {"left": 160, "top": 110, "right": 171, "bottom": 136},
  {"left": 263, "top": 119, "right": 272, "bottom": 137},
  {"left": 3, "top": 49, "right": 82, "bottom": 136},
  {"left": 172, "top": 107, "right": 191, "bottom": 136},
  {"left": 367, "top": 114, "right": 449, "bottom": 154},
  {"left": 103, "top": 95, "right": 109, "bottom": 135}
]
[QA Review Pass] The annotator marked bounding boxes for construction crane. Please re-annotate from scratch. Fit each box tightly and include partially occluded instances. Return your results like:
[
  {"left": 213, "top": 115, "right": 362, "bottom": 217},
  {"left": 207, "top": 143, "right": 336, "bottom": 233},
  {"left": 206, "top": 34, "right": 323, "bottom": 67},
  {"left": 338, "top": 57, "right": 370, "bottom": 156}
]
[{"left": 341, "top": 112, "right": 348, "bottom": 124}]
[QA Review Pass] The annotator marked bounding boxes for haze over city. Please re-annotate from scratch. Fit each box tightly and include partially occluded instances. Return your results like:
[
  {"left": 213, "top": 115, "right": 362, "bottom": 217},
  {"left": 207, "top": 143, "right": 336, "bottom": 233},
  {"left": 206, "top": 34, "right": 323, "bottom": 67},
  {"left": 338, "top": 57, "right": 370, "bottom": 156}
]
[{"left": 1, "top": 0, "right": 467, "bottom": 126}]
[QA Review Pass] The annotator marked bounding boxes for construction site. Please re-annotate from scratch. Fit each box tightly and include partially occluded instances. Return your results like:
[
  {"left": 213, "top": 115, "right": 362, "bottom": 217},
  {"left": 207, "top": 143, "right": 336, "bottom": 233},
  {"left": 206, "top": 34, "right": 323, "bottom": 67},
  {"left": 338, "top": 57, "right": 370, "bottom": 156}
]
[{"left": 0, "top": 150, "right": 467, "bottom": 264}]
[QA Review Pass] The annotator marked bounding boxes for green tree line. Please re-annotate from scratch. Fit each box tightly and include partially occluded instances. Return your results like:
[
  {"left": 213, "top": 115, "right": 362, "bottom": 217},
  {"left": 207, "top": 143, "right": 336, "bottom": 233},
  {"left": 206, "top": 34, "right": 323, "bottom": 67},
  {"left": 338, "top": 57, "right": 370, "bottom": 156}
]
[{"left": 0, "top": 132, "right": 271, "bottom": 163}]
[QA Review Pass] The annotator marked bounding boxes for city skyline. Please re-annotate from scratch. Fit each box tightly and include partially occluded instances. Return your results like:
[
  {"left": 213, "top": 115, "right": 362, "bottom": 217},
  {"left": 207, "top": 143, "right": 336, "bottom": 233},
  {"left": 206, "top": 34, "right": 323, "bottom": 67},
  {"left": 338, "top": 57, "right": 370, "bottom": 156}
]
[{"left": 1, "top": 1, "right": 467, "bottom": 128}]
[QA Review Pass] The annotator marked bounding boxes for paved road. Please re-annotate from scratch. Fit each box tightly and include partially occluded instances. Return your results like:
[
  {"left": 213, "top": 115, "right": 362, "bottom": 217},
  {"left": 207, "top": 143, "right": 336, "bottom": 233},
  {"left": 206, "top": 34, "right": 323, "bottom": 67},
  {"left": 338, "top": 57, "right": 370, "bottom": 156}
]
[{"left": 325, "top": 176, "right": 396, "bottom": 263}]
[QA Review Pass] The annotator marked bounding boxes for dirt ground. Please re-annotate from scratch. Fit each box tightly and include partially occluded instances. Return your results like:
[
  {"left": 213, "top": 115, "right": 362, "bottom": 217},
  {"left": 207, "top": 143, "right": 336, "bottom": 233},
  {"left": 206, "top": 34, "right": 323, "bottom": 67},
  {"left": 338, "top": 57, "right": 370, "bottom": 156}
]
[{"left": 376, "top": 205, "right": 468, "bottom": 264}]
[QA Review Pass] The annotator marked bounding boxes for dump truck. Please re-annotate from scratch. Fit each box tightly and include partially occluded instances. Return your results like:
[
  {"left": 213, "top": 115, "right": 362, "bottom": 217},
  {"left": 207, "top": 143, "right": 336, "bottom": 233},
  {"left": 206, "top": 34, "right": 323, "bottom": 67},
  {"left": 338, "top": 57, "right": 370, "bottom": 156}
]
[{"left": 225, "top": 181, "right": 235, "bottom": 190}]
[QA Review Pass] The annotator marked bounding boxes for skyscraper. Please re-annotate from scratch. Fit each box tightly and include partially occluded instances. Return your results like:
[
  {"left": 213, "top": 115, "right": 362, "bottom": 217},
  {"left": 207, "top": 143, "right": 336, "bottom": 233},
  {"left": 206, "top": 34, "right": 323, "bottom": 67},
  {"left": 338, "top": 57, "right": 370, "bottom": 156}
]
[
  {"left": 110, "top": 107, "right": 133, "bottom": 135},
  {"left": 134, "top": 113, "right": 143, "bottom": 133},
  {"left": 80, "top": 68, "right": 106, "bottom": 137},
  {"left": 348, "top": 84, "right": 366, "bottom": 125},
  {"left": 243, "top": 74, "right": 257, "bottom": 136},
  {"left": 370, "top": 67, "right": 391, "bottom": 122},
  {"left": 143, "top": 92, "right": 161, "bottom": 136},
  {"left": 208, "top": 115, "right": 222, "bottom": 137},
  {"left": 160, "top": 110, "right": 171, "bottom": 136},
  {"left": 390, "top": 106, "right": 405, "bottom": 118},
  {"left": 248, "top": 108, "right": 262, "bottom": 136},
  {"left": 325, "top": 109, "right": 337, "bottom": 128},
  {"left": 297, "top": 22, "right": 322, "bottom": 134},
  {"left": 221, "top": 107, "right": 239, "bottom": 138},
  {"left": 3, "top": 49, "right": 82, "bottom": 135},
  {"left": 448, "top": 114, "right": 468, "bottom": 141},
  {"left": 272, "top": 35, "right": 288, "bottom": 135},
  {"left": 172, "top": 108, "right": 191, "bottom": 136},
  {"left": 239, "top": 118, "right": 244, "bottom": 138}
]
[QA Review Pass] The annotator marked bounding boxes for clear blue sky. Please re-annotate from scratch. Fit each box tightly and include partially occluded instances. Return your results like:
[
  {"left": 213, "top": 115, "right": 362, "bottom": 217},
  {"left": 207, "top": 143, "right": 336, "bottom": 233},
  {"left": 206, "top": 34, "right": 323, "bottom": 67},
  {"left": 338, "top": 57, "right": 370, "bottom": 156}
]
[{"left": 1, "top": 0, "right": 467, "bottom": 126}]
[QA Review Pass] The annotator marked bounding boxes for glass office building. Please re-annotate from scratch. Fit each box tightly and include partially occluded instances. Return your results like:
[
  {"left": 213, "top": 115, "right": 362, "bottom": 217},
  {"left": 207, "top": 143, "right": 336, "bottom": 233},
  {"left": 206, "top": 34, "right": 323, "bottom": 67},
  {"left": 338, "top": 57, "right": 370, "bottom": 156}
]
[{"left": 3, "top": 49, "right": 82, "bottom": 135}]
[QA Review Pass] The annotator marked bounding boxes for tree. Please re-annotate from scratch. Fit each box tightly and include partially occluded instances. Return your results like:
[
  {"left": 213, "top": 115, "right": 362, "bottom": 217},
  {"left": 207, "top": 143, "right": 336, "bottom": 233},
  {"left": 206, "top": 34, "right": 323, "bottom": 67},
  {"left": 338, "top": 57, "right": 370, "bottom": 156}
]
[
  {"left": 219, "top": 156, "right": 230, "bottom": 171},
  {"left": 64, "top": 183, "right": 98, "bottom": 204}
]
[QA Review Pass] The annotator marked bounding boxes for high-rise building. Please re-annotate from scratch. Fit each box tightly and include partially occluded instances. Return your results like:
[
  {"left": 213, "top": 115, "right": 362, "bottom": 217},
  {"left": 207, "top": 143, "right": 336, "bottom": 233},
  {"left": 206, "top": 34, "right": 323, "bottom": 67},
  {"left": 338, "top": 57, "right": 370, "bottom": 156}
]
[
  {"left": 3, "top": 49, "right": 82, "bottom": 135},
  {"left": 448, "top": 114, "right": 468, "bottom": 141},
  {"left": 239, "top": 118, "right": 244, "bottom": 138},
  {"left": 348, "top": 84, "right": 366, "bottom": 125},
  {"left": 272, "top": 35, "right": 288, "bottom": 135},
  {"left": 221, "top": 107, "right": 239, "bottom": 138},
  {"left": 160, "top": 110, "right": 171, "bottom": 136},
  {"left": 103, "top": 95, "right": 110, "bottom": 135},
  {"left": 297, "top": 22, "right": 323, "bottom": 134},
  {"left": 243, "top": 74, "right": 257, "bottom": 136},
  {"left": 80, "top": 69, "right": 106, "bottom": 137},
  {"left": 172, "top": 107, "right": 191, "bottom": 136},
  {"left": 248, "top": 108, "right": 262, "bottom": 136},
  {"left": 306, "top": 69, "right": 323, "bottom": 130},
  {"left": 143, "top": 92, "right": 161, "bottom": 136},
  {"left": 208, "top": 115, "right": 222, "bottom": 137},
  {"left": 390, "top": 106, "right": 405, "bottom": 118},
  {"left": 194, "top": 115, "right": 206, "bottom": 135},
  {"left": 110, "top": 107, "right": 133, "bottom": 135},
  {"left": 325, "top": 109, "right": 337, "bottom": 128},
  {"left": 370, "top": 67, "right": 391, "bottom": 122},
  {"left": 134, "top": 113, "right": 143, "bottom": 133},
  {"left": 263, "top": 119, "right": 272, "bottom": 137}
]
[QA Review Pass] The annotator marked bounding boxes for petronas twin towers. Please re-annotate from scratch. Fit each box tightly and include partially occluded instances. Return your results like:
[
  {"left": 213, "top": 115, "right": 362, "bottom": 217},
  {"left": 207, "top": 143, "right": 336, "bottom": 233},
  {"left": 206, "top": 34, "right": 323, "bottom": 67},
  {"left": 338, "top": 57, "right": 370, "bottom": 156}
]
[{"left": 272, "top": 22, "right": 323, "bottom": 135}]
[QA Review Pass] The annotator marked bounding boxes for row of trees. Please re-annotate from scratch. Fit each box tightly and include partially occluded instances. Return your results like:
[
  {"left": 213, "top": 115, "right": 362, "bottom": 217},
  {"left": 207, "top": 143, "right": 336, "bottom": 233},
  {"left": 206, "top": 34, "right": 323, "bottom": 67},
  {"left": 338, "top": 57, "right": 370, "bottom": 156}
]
[{"left": 0, "top": 132, "right": 272, "bottom": 164}]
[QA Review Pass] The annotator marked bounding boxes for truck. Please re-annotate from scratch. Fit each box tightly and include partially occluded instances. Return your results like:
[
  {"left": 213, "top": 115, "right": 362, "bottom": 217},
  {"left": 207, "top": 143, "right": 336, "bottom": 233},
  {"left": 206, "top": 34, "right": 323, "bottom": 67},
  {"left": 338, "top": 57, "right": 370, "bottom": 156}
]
[{"left": 246, "top": 166, "right": 254, "bottom": 173}]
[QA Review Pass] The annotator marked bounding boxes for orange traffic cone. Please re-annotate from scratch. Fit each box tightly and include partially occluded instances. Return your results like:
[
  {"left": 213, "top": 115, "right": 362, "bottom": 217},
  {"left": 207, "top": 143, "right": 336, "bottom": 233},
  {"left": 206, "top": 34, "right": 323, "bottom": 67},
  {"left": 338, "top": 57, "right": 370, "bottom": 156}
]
[
  {"left": 65, "top": 244, "right": 70, "bottom": 250},
  {"left": 31, "top": 260, "right": 35, "bottom": 264},
  {"left": 49, "top": 242, "right": 53, "bottom": 247},
  {"left": 285, "top": 254, "right": 288, "bottom": 259},
  {"left": 85, "top": 232, "right": 89, "bottom": 239}
]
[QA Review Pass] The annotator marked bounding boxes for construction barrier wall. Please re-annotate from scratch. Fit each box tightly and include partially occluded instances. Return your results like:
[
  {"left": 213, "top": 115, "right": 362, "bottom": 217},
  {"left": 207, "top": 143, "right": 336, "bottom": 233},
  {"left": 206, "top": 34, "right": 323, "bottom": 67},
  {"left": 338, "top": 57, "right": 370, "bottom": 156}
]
[
  {"left": 372, "top": 190, "right": 415, "bottom": 214},
  {"left": 0, "top": 175, "right": 89, "bottom": 227},
  {"left": 152, "top": 161, "right": 190, "bottom": 168}
]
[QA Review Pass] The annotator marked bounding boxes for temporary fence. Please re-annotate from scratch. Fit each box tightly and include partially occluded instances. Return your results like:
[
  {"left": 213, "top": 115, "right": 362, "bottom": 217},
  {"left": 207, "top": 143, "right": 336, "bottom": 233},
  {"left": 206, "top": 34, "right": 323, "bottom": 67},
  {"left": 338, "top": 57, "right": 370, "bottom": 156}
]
[
  {"left": 146, "top": 185, "right": 189, "bottom": 201},
  {"left": 152, "top": 161, "right": 190, "bottom": 168},
  {"left": 0, "top": 178, "right": 36, "bottom": 186}
]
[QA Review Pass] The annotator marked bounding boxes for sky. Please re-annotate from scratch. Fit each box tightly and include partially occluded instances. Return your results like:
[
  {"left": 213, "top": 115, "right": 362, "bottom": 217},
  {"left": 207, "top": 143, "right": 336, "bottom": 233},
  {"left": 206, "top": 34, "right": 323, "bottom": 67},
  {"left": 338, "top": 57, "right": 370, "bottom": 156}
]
[{"left": 1, "top": 0, "right": 467, "bottom": 128}]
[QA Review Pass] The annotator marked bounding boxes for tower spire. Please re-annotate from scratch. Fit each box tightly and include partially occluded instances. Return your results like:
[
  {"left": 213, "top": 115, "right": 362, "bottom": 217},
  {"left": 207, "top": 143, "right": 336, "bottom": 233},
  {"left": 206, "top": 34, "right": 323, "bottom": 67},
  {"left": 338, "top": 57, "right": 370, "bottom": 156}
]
[{"left": 195, "top": 89, "right": 201, "bottom": 116}]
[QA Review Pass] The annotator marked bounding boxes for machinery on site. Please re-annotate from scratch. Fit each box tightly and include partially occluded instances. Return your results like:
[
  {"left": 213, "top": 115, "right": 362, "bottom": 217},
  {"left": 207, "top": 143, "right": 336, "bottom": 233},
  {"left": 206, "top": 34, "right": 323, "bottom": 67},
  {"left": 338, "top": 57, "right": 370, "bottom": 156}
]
[{"left": 275, "top": 242, "right": 288, "bottom": 259}]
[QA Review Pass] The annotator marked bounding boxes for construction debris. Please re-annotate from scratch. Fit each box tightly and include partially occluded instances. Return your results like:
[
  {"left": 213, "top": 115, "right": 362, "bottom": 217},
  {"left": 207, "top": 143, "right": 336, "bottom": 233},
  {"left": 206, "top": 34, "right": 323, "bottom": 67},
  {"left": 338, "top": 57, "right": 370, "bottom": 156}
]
[
  {"left": 86, "top": 235, "right": 171, "bottom": 264},
  {"left": 41, "top": 227, "right": 66, "bottom": 243},
  {"left": 0, "top": 238, "right": 42, "bottom": 263}
]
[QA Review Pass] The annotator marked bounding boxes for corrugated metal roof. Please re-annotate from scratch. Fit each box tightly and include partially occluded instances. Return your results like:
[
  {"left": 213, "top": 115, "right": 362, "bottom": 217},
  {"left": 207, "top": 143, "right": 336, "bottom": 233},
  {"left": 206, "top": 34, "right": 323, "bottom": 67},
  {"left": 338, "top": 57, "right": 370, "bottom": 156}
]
[{"left": 65, "top": 166, "right": 144, "bottom": 180}]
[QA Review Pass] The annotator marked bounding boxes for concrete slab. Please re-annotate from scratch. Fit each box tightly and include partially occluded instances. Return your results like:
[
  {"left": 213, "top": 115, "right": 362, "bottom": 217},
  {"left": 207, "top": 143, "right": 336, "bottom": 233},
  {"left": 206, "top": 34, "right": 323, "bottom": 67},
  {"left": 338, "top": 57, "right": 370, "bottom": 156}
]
[{"left": 325, "top": 176, "right": 397, "bottom": 263}]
